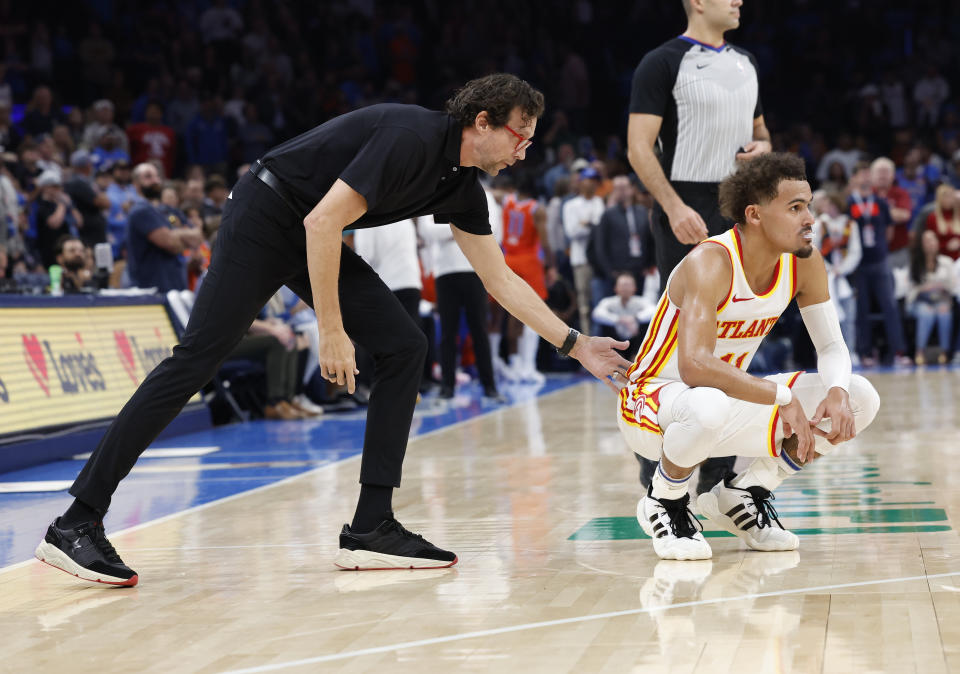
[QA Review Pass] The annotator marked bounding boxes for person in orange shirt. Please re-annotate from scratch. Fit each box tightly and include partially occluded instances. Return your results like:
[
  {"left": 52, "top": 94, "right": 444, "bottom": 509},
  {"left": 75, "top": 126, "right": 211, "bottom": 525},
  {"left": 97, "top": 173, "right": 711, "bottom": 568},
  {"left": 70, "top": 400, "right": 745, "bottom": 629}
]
[{"left": 502, "top": 174, "right": 554, "bottom": 383}]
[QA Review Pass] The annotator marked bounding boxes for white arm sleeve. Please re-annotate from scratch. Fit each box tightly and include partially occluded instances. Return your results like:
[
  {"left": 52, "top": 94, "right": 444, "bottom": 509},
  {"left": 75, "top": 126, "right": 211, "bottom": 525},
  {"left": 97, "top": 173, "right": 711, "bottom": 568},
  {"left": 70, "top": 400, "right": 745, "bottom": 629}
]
[{"left": 799, "top": 300, "right": 851, "bottom": 392}]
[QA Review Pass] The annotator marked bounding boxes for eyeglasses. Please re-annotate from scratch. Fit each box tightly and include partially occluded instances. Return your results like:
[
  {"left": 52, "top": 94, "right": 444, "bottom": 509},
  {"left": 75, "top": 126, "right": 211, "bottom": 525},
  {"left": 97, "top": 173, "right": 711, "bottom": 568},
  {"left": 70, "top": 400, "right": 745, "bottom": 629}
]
[{"left": 504, "top": 124, "right": 533, "bottom": 153}]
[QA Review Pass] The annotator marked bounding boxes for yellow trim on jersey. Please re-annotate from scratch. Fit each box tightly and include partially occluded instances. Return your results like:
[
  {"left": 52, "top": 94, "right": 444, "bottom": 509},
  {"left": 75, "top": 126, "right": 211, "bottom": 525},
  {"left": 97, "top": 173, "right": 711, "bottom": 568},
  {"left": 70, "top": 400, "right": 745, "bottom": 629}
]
[
  {"left": 642, "top": 314, "right": 679, "bottom": 380},
  {"left": 626, "top": 295, "right": 670, "bottom": 379}
]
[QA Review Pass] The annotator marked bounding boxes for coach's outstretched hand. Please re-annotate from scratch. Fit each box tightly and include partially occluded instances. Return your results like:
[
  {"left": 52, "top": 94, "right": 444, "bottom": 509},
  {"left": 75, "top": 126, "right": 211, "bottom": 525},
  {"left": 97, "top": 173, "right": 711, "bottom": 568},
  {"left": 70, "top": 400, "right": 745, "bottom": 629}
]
[{"left": 570, "top": 335, "right": 633, "bottom": 392}]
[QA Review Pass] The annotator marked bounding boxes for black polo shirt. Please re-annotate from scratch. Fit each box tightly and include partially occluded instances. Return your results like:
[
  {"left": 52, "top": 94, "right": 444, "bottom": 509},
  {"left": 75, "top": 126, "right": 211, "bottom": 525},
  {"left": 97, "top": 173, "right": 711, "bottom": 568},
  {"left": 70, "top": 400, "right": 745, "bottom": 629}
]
[{"left": 260, "top": 103, "right": 491, "bottom": 235}]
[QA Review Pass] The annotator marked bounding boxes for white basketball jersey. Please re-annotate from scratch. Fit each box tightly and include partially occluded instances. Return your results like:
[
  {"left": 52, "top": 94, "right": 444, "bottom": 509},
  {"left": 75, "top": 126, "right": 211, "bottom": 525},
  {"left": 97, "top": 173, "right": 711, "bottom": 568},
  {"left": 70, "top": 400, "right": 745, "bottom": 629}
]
[{"left": 619, "top": 228, "right": 797, "bottom": 433}]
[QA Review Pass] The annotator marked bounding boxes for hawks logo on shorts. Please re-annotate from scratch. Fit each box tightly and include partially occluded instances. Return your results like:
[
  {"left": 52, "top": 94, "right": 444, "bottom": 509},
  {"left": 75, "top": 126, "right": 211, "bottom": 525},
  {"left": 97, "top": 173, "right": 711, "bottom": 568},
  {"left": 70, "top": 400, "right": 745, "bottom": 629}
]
[{"left": 619, "top": 227, "right": 798, "bottom": 434}]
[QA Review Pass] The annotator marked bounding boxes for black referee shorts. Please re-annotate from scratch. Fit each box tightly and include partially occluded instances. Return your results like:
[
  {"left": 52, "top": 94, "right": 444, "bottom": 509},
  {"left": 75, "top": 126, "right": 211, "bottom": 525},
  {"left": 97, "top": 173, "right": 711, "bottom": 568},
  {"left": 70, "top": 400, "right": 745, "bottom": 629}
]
[{"left": 651, "top": 181, "right": 733, "bottom": 293}]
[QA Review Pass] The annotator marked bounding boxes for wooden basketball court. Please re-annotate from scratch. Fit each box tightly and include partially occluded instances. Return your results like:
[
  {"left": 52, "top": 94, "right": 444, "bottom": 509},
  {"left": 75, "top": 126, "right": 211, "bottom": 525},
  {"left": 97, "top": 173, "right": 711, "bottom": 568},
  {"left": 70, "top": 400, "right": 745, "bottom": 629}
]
[{"left": 2, "top": 369, "right": 958, "bottom": 673}]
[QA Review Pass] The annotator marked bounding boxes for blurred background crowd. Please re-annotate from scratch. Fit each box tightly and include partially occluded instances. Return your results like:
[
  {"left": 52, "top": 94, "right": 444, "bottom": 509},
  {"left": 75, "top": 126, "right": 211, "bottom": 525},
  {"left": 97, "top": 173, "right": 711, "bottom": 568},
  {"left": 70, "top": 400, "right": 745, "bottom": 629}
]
[{"left": 1, "top": 0, "right": 959, "bottom": 415}]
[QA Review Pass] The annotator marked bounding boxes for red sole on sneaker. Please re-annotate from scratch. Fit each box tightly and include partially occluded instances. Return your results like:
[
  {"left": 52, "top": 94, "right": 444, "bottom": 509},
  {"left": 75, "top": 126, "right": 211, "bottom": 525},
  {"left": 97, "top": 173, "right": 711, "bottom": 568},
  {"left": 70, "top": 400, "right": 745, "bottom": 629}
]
[
  {"left": 37, "top": 557, "right": 139, "bottom": 587},
  {"left": 335, "top": 556, "right": 458, "bottom": 571}
]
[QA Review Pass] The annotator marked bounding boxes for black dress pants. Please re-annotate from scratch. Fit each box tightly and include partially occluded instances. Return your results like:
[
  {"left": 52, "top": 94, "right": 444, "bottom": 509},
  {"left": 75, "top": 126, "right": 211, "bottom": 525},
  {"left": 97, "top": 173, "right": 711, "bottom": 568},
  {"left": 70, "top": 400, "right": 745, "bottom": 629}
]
[
  {"left": 643, "top": 181, "right": 735, "bottom": 492},
  {"left": 71, "top": 172, "right": 426, "bottom": 512},
  {"left": 435, "top": 272, "right": 495, "bottom": 390}
]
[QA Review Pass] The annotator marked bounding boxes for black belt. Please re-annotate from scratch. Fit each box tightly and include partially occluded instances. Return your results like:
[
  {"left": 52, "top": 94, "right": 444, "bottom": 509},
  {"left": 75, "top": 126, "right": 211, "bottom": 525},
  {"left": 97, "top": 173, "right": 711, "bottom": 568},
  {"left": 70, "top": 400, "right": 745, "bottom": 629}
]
[{"left": 250, "top": 159, "right": 302, "bottom": 218}]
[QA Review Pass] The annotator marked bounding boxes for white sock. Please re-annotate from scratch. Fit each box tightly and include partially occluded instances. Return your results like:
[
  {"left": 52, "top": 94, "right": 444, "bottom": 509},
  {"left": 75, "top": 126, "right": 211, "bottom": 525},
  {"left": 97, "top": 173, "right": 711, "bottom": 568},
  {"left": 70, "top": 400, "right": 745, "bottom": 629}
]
[
  {"left": 520, "top": 326, "right": 541, "bottom": 373},
  {"left": 650, "top": 460, "right": 693, "bottom": 501},
  {"left": 489, "top": 333, "right": 502, "bottom": 363},
  {"left": 732, "top": 450, "right": 802, "bottom": 493}
]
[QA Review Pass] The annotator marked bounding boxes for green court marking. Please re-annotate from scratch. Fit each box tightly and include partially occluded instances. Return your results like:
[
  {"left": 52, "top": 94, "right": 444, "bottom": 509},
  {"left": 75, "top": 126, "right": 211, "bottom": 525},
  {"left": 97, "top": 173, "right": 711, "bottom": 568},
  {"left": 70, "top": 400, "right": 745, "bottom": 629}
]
[
  {"left": 568, "top": 512, "right": 951, "bottom": 541},
  {"left": 772, "top": 499, "right": 936, "bottom": 507}
]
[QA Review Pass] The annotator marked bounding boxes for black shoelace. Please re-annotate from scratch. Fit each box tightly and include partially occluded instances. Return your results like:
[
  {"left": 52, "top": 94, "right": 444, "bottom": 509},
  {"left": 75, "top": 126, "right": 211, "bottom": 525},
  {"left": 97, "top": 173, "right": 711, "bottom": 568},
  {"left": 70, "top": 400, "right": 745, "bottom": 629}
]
[
  {"left": 658, "top": 493, "right": 702, "bottom": 539},
  {"left": 744, "top": 487, "right": 784, "bottom": 530},
  {"left": 79, "top": 522, "right": 123, "bottom": 563},
  {"left": 386, "top": 518, "right": 426, "bottom": 543}
]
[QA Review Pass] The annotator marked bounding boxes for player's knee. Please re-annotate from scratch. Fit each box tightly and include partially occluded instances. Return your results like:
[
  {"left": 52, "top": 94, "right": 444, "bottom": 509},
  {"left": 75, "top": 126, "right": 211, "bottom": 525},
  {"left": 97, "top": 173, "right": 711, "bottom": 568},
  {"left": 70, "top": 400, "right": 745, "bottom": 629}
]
[
  {"left": 685, "top": 387, "right": 730, "bottom": 431},
  {"left": 850, "top": 375, "right": 880, "bottom": 430}
]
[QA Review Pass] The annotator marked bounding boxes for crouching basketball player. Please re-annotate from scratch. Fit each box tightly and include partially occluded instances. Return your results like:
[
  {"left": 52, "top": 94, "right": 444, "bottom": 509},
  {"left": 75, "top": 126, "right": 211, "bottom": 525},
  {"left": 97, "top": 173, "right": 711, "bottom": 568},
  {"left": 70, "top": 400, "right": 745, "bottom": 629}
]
[{"left": 616, "top": 153, "right": 879, "bottom": 560}]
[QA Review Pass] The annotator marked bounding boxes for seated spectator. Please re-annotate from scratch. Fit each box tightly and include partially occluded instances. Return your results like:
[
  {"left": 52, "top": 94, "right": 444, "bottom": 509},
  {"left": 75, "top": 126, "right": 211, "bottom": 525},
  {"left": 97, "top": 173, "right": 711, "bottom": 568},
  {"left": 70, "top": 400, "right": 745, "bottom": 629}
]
[
  {"left": 591, "top": 272, "right": 652, "bottom": 357},
  {"left": 202, "top": 175, "right": 229, "bottom": 223},
  {"left": 255, "top": 292, "right": 324, "bottom": 418},
  {"left": 35, "top": 170, "right": 83, "bottom": 269},
  {"left": 925, "top": 184, "right": 960, "bottom": 260},
  {"left": 55, "top": 234, "right": 94, "bottom": 293},
  {"left": 816, "top": 132, "right": 862, "bottom": 184},
  {"left": 82, "top": 99, "right": 128, "bottom": 153},
  {"left": 90, "top": 129, "right": 131, "bottom": 172},
  {"left": 0, "top": 243, "right": 16, "bottom": 292},
  {"left": 0, "top": 157, "right": 17, "bottom": 246},
  {"left": 907, "top": 229, "right": 956, "bottom": 364},
  {"left": 125, "top": 162, "right": 203, "bottom": 292}
]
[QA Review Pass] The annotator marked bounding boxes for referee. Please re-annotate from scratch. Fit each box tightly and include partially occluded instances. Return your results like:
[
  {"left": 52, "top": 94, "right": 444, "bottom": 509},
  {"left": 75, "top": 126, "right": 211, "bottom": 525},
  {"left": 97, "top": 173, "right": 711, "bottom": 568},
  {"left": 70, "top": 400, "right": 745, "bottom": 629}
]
[
  {"left": 36, "top": 74, "right": 633, "bottom": 585},
  {"left": 626, "top": 0, "right": 771, "bottom": 494}
]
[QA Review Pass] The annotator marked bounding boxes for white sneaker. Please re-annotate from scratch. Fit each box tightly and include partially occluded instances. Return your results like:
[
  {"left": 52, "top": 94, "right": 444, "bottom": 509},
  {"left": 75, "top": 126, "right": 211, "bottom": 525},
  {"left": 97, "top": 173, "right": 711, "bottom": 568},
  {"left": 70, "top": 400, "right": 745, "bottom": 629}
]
[
  {"left": 518, "top": 366, "right": 546, "bottom": 385},
  {"left": 293, "top": 394, "right": 325, "bottom": 416},
  {"left": 493, "top": 357, "right": 519, "bottom": 382},
  {"left": 697, "top": 480, "right": 799, "bottom": 551},
  {"left": 638, "top": 489, "right": 712, "bottom": 561}
]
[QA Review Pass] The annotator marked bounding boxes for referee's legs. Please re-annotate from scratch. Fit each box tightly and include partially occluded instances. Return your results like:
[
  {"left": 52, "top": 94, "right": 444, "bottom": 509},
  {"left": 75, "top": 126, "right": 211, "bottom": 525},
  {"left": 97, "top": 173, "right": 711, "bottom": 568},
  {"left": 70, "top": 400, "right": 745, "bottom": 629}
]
[
  {"left": 644, "top": 201, "right": 735, "bottom": 493},
  {"left": 69, "top": 185, "right": 295, "bottom": 514}
]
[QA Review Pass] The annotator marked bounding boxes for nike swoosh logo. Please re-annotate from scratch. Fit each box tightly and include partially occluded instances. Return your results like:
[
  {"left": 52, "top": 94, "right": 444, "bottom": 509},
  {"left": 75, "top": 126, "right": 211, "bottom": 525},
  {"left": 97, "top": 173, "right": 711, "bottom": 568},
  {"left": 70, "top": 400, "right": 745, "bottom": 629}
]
[
  {"left": 731, "top": 295, "right": 753, "bottom": 303},
  {"left": 697, "top": 64, "right": 709, "bottom": 69}
]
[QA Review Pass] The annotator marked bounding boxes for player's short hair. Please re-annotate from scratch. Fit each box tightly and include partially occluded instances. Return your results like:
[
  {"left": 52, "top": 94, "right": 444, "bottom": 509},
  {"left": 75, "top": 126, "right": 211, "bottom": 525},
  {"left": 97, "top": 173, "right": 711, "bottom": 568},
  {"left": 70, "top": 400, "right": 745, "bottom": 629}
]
[
  {"left": 445, "top": 73, "right": 545, "bottom": 129},
  {"left": 719, "top": 153, "right": 807, "bottom": 225},
  {"left": 681, "top": 0, "right": 692, "bottom": 15}
]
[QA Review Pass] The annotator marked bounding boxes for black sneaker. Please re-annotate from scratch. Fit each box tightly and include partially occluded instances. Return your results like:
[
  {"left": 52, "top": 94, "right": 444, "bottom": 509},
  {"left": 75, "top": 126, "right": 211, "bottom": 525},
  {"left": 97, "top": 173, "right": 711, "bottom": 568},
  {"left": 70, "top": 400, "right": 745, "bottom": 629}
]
[
  {"left": 482, "top": 386, "right": 507, "bottom": 403},
  {"left": 335, "top": 517, "right": 458, "bottom": 570},
  {"left": 438, "top": 385, "right": 455, "bottom": 399},
  {"left": 35, "top": 518, "right": 138, "bottom": 586}
]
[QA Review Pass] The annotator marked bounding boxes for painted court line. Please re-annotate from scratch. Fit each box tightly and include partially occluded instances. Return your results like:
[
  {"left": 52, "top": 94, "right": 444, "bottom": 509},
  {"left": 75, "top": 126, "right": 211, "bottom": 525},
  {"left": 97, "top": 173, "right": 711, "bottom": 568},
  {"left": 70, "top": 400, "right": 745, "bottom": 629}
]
[
  {"left": 71, "top": 446, "right": 221, "bottom": 460},
  {"left": 0, "top": 480, "right": 74, "bottom": 493},
  {"left": 222, "top": 570, "right": 960, "bottom": 673},
  {"left": 0, "top": 380, "right": 586, "bottom": 575}
]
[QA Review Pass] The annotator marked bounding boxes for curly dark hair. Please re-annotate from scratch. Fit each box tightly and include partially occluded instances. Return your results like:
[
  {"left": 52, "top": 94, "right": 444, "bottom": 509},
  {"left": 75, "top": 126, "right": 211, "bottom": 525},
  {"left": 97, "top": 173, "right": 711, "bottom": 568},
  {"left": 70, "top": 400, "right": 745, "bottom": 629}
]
[
  {"left": 719, "top": 153, "right": 808, "bottom": 225},
  {"left": 445, "top": 73, "right": 545, "bottom": 129}
]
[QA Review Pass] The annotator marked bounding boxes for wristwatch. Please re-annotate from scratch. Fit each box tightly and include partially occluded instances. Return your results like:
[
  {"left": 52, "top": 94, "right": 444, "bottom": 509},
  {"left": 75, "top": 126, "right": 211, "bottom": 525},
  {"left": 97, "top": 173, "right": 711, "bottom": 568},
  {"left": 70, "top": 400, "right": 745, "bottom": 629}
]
[{"left": 556, "top": 328, "right": 580, "bottom": 358}]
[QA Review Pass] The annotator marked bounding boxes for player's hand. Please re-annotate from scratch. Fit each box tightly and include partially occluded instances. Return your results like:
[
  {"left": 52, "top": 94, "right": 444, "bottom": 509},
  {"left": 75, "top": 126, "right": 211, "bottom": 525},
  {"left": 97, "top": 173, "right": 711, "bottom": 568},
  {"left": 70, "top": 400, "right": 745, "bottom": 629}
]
[
  {"left": 666, "top": 204, "right": 708, "bottom": 245},
  {"left": 570, "top": 334, "right": 632, "bottom": 392},
  {"left": 317, "top": 326, "right": 359, "bottom": 394},
  {"left": 779, "top": 398, "right": 816, "bottom": 463},
  {"left": 809, "top": 387, "right": 856, "bottom": 446},
  {"left": 735, "top": 140, "right": 772, "bottom": 161}
]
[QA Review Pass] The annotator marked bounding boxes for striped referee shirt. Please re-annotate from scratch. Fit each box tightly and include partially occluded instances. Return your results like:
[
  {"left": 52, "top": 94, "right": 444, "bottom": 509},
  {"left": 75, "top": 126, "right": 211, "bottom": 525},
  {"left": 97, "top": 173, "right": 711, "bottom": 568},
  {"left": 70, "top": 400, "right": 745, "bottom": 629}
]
[{"left": 630, "top": 36, "right": 761, "bottom": 184}]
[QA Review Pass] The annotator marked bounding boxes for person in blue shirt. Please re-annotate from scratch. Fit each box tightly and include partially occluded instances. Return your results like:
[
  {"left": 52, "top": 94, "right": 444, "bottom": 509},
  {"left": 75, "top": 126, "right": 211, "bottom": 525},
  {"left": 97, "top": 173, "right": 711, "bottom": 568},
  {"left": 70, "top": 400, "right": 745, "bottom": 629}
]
[
  {"left": 185, "top": 95, "right": 230, "bottom": 175},
  {"left": 125, "top": 162, "right": 204, "bottom": 292},
  {"left": 104, "top": 160, "right": 138, "bottom": 258}
]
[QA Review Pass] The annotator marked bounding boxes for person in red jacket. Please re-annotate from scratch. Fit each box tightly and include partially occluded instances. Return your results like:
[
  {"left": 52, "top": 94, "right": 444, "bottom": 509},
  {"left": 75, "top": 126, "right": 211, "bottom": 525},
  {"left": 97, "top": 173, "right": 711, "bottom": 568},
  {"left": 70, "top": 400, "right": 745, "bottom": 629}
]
[{"left": 127, "top": 101, "right": 176, "bottom": 178}]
